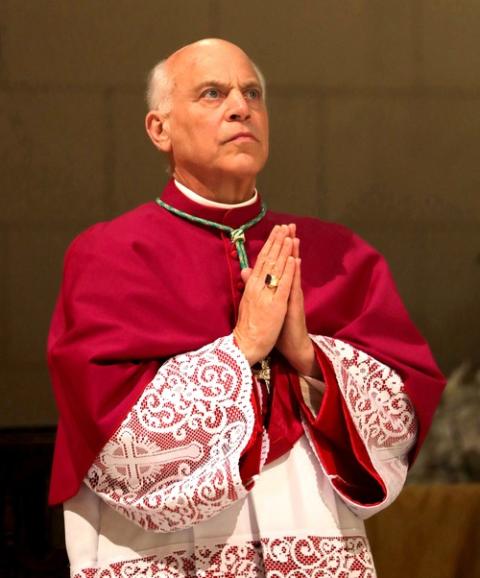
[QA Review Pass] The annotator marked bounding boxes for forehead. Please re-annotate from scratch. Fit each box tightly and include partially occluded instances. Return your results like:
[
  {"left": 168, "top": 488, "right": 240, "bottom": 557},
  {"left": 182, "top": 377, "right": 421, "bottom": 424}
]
[{"left": 170, "top": 45, "right": 260, "bottom": 92}]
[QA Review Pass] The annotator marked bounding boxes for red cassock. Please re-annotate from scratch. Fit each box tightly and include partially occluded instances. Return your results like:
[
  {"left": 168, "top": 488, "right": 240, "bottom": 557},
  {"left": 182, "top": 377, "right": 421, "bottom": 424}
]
[{"left": 47, "top": 179, "right": 445, "bottom": 506}]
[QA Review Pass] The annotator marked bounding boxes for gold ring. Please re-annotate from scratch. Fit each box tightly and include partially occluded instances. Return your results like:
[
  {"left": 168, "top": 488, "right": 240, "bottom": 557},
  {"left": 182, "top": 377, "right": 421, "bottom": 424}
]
[{"left": 265, "top": 273, "right": 280, "bottom": 289}]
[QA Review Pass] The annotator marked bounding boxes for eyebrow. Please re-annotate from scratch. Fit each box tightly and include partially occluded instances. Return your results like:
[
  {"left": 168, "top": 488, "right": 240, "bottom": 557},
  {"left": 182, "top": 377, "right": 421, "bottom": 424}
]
[{"left": 193, "top": 79, "right": 263, "bottom": 93}]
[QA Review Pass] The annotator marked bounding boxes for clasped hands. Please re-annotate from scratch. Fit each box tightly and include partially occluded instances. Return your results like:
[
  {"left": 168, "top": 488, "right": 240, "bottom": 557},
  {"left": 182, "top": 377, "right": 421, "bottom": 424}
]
[{"left": 233, "top": 224, "right": 321, "bottom": 379}]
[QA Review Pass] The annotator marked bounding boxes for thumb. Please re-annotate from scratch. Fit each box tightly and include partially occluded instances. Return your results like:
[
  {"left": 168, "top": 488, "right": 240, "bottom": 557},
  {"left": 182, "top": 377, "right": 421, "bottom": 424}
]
[{"left": 240, "top": 267, "right": 253, "bottom": 284}]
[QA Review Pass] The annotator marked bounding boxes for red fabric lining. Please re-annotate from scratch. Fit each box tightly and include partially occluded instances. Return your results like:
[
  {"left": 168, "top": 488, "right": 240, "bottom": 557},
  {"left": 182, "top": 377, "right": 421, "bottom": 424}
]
[{"left": 292, "top": 345, "right": 385, "bottom": 506}]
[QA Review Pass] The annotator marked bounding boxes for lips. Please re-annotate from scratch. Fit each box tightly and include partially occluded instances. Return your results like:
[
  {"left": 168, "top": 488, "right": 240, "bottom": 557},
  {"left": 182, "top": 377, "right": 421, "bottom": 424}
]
[{"left": 225, "top": 132, "right": 258, "bottom": 143}]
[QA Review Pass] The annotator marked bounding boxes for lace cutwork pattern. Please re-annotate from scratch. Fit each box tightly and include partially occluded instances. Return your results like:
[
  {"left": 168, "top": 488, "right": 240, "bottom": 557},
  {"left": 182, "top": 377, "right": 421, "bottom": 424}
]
[
  {"left": 311, "top": 336, "right": 417, "bottom": 449},
  {"left": 85, "top": 334, "right": 257, "bottom": 532},
  {"left": 71, "top": 535, "right": 375, "bottom": 578}
]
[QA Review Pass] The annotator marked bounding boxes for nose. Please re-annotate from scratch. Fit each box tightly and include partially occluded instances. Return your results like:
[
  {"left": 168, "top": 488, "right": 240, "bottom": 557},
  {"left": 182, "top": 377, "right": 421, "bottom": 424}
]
[{"left": 226, "top": 89, "right": 250, "bottom": 122}]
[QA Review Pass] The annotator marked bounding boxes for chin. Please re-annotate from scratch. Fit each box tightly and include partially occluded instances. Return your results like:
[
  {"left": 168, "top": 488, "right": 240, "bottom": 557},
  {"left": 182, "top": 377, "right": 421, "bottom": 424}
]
[{"left": 222, "top": 155, "right": 267, "bottom": 178}]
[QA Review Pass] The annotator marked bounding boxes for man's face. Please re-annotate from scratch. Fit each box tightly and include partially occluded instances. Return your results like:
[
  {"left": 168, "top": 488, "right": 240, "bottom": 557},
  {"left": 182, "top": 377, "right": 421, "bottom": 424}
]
[{"left": 162, "top": 42, "right": 269, "bottom": 186}]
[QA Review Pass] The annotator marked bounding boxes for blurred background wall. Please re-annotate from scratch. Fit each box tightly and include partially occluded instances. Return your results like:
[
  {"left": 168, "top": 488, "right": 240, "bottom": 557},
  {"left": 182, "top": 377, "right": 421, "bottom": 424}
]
[{"left": 0, "top": 0, "right": 479, "bottom": 427}]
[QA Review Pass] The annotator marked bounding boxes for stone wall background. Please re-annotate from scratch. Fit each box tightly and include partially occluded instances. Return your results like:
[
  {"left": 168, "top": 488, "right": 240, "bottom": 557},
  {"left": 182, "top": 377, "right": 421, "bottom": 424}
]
[{"left": 1, "top": 0, "right": 479, "bottom": 426}]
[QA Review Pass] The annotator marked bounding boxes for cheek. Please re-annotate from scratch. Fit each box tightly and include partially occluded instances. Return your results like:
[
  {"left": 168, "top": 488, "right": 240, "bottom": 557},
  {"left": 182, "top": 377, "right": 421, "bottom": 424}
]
[
  {"left": 172, "top": 124, "right": 205, "bottom": 155},
  {"left": 195, "top": 124, "right": 217, "bottom": 144},
  {"left": 184, "top": 119, "right": 219, "bottom": 149},
  {"left": 263, "top": 140, "right": 269, "bottom": 162},
  {"left": 261, "top": 114, "right": 269, "bottom": 140},
  {"left": 257, "top": 116, "right": 269, "bottom": 155}
]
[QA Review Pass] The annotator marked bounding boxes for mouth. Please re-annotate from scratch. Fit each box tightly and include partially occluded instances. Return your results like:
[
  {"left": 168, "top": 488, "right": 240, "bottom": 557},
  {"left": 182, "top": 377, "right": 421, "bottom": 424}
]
[{"left": 225, "top": 132, "right": 258, "bottom": 143}]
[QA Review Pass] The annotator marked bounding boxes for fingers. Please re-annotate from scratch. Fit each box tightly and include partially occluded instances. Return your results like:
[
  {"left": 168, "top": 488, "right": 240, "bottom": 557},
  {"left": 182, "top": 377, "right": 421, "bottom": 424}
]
[
  {"left": 253, "top": 224, "right": 289, "bottom": 279},
  {"left": 275, "top": 256, "right": 296, "bottom": 300},
  {"left": 290, "top": 240, "right": 302, "bottom": 299},
  {"left": 252, "top": 225, "right": 280, "bottom": 278},
  {"left": 260, "top": 226, "right": 290, "bottom": 277},
  {"left": 292, "top": 237, "right": 300, "bottom": 260},
  {"left": 267, "top": 236, "right": 292, "bottom": 280},
  {"left": 255, "top": 225, "right": 279, "bottom": 264},
  {"left": 250, "top": 224, "right": 299, "bottom": 292},
  {"left": 267, "top": 225, "right": 299, "bottom": 281},
  {"left": 291, "top": 257, "right": 302, "bottom": 301}
]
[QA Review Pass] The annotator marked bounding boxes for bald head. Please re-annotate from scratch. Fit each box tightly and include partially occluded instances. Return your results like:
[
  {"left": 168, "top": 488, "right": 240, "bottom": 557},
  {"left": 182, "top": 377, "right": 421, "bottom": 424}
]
[
  {"left": 144, "top": 37, "right": 269, "bottom": 198},
  {"left": 146, "top": 39, "right": 266, "bottom": 114}
]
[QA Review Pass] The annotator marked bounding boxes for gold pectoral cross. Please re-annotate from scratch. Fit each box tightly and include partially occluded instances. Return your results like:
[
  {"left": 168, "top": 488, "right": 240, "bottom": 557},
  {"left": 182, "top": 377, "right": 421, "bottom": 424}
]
[{"left": 257, "top": 357, "right": 271, "bottom": 394}]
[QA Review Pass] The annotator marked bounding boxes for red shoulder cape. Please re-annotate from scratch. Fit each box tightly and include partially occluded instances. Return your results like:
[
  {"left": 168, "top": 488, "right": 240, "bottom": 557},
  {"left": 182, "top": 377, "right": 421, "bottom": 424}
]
[{"left": 47, "top": 180, "right": 445, "bottom": 504}]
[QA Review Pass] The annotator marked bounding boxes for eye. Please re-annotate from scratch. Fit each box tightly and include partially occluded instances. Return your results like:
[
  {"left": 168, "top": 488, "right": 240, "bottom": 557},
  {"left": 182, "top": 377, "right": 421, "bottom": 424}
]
[
  {"left": 245, "top": 88, "right": 261, "bottom": 100},
  {"left": 202, "top": 88, "right": 222, "bottom": 99}
]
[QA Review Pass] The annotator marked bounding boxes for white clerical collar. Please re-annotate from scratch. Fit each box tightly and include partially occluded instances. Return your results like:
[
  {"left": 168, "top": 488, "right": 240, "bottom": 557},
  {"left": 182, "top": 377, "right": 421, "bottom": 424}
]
[{"left": 174, "top": 179, "right": 258, "bottom": 209}]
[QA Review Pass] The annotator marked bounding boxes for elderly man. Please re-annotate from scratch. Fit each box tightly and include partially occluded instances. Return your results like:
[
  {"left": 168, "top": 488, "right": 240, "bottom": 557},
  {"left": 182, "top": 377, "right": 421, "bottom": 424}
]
[{"left": 48, "top": 39, "right": 445, "bottom": 578}]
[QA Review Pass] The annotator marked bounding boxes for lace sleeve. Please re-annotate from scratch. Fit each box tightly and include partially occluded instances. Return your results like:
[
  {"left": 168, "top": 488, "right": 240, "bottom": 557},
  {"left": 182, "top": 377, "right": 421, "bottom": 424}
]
[
  {"left": 84, "top": 333, "right": 265, "bottom": 532},
  {"left": 303, "top": 335, "right": 418, "bottom": 519}
]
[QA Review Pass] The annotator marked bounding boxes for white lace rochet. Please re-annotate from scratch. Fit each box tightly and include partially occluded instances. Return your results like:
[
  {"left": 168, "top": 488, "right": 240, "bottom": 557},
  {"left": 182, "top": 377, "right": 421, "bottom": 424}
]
[{"left": 85, "top": 334, "right": 257, "bottom": 532}]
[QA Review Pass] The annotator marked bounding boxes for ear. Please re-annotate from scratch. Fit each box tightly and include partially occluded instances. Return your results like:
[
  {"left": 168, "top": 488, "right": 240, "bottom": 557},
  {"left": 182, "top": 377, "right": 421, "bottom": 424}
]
[{"left": 145, "top": 110, "right": 172, "bottom": 153}]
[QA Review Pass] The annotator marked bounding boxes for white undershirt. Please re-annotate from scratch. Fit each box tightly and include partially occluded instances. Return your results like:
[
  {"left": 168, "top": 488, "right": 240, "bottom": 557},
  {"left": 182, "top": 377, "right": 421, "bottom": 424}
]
[{"left": 174, "top": 179, "right": 258, "bottom": 209}]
